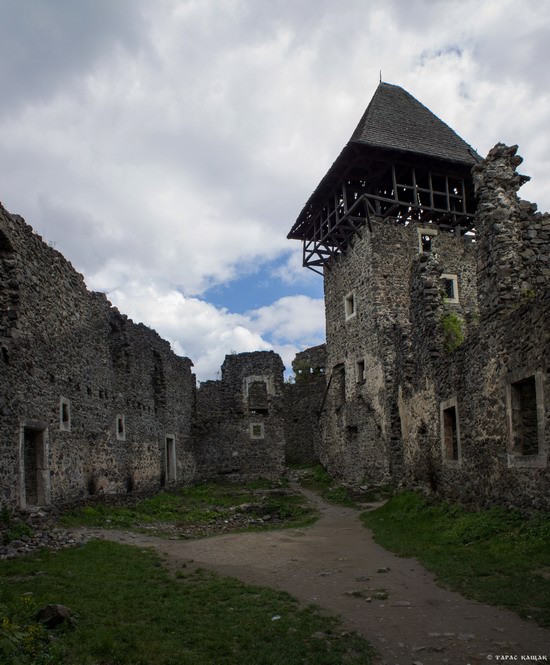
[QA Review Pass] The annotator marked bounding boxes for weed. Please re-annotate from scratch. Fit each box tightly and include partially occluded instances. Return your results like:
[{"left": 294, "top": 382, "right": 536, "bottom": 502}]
[
  {"left": 440, "top": 312, "right": 464, "bottom": 352},
  {"left": 1, "top": 509, "right": 33, "bottom": 546},
  {"left": 362, "top": 491, "right": 550, "bottom": 626},
  {"left": 0, "top": 593, "right": 65, "bottom": 664}
]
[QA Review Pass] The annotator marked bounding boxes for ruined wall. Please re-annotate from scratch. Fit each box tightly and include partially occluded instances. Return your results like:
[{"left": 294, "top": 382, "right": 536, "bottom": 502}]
[
  {"left": 397, "top": 145, "right": 549, "bottom": 509},
  {"left": 0, "top": 205, "right": 195, "bottom": 509},
  {"left": 193, "top": 351, "right": 286, "bottom": 482},
  {"left": 284, "top": 344, "right": 325, "bottom": 465},
  {"left": 321, "top": 216, "right": 476, "bottom": 486}
]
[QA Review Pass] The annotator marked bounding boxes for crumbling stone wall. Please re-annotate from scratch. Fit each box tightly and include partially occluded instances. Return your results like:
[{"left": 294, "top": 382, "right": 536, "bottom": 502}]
[
  {"left": 397, "top": 144, "right": 549, "bottom": 509},
  {"left": 284, "top": 344, "right": 325, "bottom": 465},
  {"left": 192, "top": 351, "right": 286, "bottom": 482},
  {"left": 0, "top": 205, "right": 195, "bottom": 509},
  {"left": 321, "top": 217, "right": 476, "bottom": 487}
]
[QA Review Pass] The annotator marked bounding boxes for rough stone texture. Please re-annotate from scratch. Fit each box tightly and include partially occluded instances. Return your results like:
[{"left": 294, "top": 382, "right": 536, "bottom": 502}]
[
  {"left": 320, "top": 217, "right": 477, "bottom": 488},
  {"left": 192, "top": 351, "right": 286, "bottom": 482},
  {"left": 284, "top": 344, "right": 326, "bottom": 465},
  {"left": 397, "top": 145, "right": 550, "bottom": 509},
  {"left": 317, "top": 143, "right": 549, "bottom": 508},
  {"left": 0, "top": 205, "right": 195, "bottom": 510}
]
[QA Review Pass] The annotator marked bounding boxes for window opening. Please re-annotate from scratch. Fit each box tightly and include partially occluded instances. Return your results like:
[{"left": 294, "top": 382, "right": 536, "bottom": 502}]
[
  {"left": 116, "top": 414, "right": 126, "bottom": 441},
  {"left": 418, "top": 228, "right": 437, "bottom": 253},
  {"left": 441, "top": 274, "right": 459, "bottom": 303},
  {"left": 510, "top": 377, "right": 539, "bottom": 455},
  {"left": 344, "top": 291, "right": 356, "bottom": 320},
  {"left": 356, "top": 359, "right": 366, "bottom": 384},
  {"left": 250, "top": 423, "right": 265, "bottom": 439},
  {"left": 442, "top": 406, "right": 459, "bottom": 460},
  {"left": 421, "top": 234, "right": 432, "bottom": 252},
  {"left": 59, "top": 397, "right": 71, "bottom": 432},
  {"left": 247, "top": 380, "right": 269, "bottom": 415}
]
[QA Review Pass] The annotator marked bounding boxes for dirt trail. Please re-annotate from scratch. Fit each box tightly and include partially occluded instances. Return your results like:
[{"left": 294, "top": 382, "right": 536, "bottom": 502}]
[{"left": 82, "top": 486, "right": 550, "bottom": 665}]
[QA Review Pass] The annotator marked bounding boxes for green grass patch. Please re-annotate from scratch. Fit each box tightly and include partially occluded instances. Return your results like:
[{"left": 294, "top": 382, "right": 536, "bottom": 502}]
[
  {"left": 361, "top": 491, "right": 550, "bottom": 626},
  {"left": 61, "top": 479, "right": 316, "bottom": 535},
  {"left": 0, "top": 540, "right": 375, "bottom": 664},
  {"left": 299, "top": 466, "right": 358, "bottom": 508},
  {"left": 1, "top": 506, "right": 33, "bottom": 545}
]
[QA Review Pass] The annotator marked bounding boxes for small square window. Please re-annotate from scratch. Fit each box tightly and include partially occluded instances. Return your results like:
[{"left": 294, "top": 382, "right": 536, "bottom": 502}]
[
  {"left": 418, "top": 228, "right": 437, "bottom": 253},
  {"left": 441, "top": 274, "right": 459, "bottom": 303},
  {"left": 250, "top": 423, "right": 265, "bottom": 439},
  {"left": 344, "top": 291, "right": 356, "bottom": 320}
]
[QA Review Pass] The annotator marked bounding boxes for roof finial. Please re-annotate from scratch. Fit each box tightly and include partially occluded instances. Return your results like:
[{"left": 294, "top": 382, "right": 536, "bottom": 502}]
[{"left": 379, "top": 70, "right": 382, "bottom": 83}]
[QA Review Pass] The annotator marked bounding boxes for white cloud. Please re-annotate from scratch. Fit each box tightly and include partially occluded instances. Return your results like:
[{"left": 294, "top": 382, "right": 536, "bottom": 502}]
[
  {"left": 1, "top": 0, "right": 550, "bottom": 380},
  {"left": 106, "top": 282, "right": 324, "bottom": 381},
  {"left": 247, "top": 295, "right": 325, "bottom": 347}
]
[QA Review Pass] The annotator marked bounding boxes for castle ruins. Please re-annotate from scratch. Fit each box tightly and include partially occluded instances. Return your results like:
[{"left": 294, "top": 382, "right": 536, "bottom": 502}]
[{"left": 1, "top": 82, "right": 548, "bottom": 511}]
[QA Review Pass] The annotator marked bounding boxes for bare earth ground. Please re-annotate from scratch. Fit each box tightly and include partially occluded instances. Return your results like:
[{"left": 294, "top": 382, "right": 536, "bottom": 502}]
[{"left": 81, "top": 486, "right": 550, "bottom": 665}]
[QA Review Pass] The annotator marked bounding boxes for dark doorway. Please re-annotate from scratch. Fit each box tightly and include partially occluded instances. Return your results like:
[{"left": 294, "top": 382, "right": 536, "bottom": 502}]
[{"left": 22, "top": 427, "right": 48, "bottom": 506}]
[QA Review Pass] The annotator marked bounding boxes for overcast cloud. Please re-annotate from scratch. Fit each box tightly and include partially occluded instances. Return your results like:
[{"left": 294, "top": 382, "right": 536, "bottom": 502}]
[{"left": 1, "top": 0, "right": 548, "bottom": 379}]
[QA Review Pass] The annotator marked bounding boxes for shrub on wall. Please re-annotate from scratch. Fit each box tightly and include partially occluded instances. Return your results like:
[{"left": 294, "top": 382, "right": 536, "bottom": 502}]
[{"left": 440, "top": 312, "right": 464, "bottom": 352}]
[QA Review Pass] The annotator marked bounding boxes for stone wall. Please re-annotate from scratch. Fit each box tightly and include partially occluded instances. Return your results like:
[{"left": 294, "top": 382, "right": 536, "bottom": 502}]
[
  {"left": 192, "top": 351, "right": 286, "bottom": 481},
  {"left": 284, "top": 344, "right": 326, "bottom": 465},
  {"left": 0, "top": 205, "right": 195, "bottom": 510},
  {"left": 320, "top": 216, "right": 477, "bottom": 487},
  {"left": 318, "top": 144, "right": 549, "bottom": 508},
  {"left": 397, "top": 144, "right": 549, "bottom": 509}
]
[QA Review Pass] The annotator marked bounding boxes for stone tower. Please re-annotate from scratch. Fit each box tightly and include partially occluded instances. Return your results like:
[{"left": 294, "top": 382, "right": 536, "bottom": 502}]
[{"left": 287, "top": 83, "right": 480, "bottom": 485}]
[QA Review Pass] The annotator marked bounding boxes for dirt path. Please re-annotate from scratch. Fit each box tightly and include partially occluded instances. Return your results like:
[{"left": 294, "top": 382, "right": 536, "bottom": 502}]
[{"left": 82, "top": 487, "right": 550, "bottom": 665}]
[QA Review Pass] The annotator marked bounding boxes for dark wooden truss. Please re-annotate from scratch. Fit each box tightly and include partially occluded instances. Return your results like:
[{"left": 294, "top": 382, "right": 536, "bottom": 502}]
[{"left": 299, "top": 154, "right": 477, "bottom": 274}]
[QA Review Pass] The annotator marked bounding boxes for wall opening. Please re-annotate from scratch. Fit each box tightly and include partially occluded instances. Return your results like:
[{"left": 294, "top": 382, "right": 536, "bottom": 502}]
[
  {"left": 250, "top": 423, "right": 265, "bottom": 439},
  {"left": 443, "top": 406, "right": 459, "bottom": 460},
  {"left": 116, "top": 414, "right": 126, "bottom": 441},
  {"left": 59, "top": 397, "right": 71, "bottom": 432},
  {"left": 505, "top": 369, "right": 546, "bottom": 468},
  {"left": 510, "top": 376, "right": 539, "bottom": 456},
  {"left": 165, "top": 435, "right": 176, "bottom": 482},
  {"left": 441, "top": 274, "right": 459, "bottom": 303},
  {"left": 440, "top": 398, "right": 461, "bottom": 465},
  {"left": 355, "top": 359, "right": 366, "bottom": 384},
  {"left": 418, "top": 228, "right": 437, "bottom": 253},
  {"left": 248, "top": 380, "right": 269, "bottom": 415},
  {"left": 20, "top": 423, "right": 49, "bottom": 509},
  {"left": 344, "top": 291, "right": 356, "bottom": 320}
]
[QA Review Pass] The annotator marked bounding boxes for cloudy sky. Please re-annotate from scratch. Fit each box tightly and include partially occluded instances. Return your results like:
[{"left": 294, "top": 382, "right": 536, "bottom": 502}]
[{"left": 1, "top": 0, "right": 549, "bottom": 380}]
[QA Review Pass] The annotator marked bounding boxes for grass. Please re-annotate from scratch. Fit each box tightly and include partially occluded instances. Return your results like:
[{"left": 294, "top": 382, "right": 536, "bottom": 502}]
[
  {"left": 0, "top": 540, "right": 375, "bottom": 664},
  {"left": 60, "top": 479, "right": 317, "bottom": 536},
  {"left": 1, "top": 506, "right": 33, "bottom": 545},
  {"left": 361, "top": 490, "right": 550, "bottom": 626},
  {"left": 298, "top": 466, "right": 358, "bottom": 508}
]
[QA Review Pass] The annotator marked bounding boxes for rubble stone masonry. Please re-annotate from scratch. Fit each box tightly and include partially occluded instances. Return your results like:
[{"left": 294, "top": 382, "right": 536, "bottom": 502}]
[
  {"left": 192, "top": 351, "right": 286, "bottom": 481},
  {"left": 1, "top": 142, "right": 548, "bottom": 513},
  {"left": 0, "top": 205, "right": 195, "bottom": 509},
  {"left": 318, "top": 144, "right": 548, "bottom": 508}
]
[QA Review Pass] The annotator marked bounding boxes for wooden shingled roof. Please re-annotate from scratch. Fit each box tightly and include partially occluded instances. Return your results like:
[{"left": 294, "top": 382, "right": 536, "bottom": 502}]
[
  {"left": 350, "top": 82, "right": 480, "bottom": 165},
  {"left": 288, "top": 82, "right": 480, "bottom": 240}
]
